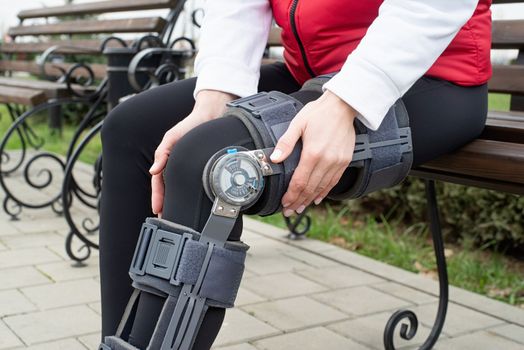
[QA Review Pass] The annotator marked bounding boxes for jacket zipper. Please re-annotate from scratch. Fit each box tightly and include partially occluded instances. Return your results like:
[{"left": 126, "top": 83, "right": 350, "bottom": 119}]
[{"left": 290, "top": 0, "right": 315, "bottom": 77}]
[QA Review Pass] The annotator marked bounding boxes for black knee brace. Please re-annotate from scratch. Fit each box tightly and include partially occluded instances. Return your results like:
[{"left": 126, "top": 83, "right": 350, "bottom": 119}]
[{"left": 100, "top": 74, "right": 413, "bottom": 350}]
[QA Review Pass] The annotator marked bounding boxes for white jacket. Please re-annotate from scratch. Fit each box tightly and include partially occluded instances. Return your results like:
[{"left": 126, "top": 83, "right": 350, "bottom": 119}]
[{"left": 194, "top": 0, "right": 479, "bottom": 130}]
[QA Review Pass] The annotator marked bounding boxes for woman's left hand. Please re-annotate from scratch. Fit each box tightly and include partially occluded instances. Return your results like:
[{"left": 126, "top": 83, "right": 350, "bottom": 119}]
[{"left": 270, "top": 90, "right": 358, "bottom": 217}]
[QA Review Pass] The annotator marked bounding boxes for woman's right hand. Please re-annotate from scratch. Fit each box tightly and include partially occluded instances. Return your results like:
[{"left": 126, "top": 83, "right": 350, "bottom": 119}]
[{"left": 149, "top": 89, "right": 237, "bottom": 216}]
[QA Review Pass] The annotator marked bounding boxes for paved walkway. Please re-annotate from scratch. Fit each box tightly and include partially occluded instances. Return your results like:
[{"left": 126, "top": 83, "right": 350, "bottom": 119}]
[{"left": 1, "top": 208, "right": 523, "bottom": 350}]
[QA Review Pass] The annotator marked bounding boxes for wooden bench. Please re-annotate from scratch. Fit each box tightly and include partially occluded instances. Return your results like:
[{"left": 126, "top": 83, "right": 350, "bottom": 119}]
[{"left": 0, "top": 0, "right": 181, "bottom": 109}]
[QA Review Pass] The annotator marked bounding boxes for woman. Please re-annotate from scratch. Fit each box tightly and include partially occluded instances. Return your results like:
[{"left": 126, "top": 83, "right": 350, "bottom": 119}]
[{"left": 100, "top": 0, "right": 491, "bottom": 348}]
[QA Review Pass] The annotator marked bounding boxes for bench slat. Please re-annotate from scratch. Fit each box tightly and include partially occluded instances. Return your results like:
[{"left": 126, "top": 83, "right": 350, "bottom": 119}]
[
  {"left": 18, "top": 0, "right": 177, "bottom": 20},
  {"left": 492, "top": 20, "right": 524, "bottom": 49},
  {"left": 484, "top": 110, "right": 524, "bottom": 143},
  {"left": 0, "top": 60, "right": 107, "bottom": 79},
  {"left": 418, "top": 139, "right": 524, "bottom": 187},
  {"left": 8, "top": 17, "right": 166, "bottom": 37},
  {"left": 0, "top": 85, "right": 47, "bottom": 106},
  {"left": 488, "top": 65, "right": 524, "bottom": 95},
  {"left": 0, "top": 39, "right": 132, "bottom": 54}
]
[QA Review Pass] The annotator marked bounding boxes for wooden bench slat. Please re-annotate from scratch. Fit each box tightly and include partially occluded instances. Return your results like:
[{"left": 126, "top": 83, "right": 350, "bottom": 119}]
[
  {"left": 488, "top": 65, "right": 524, "bottom": 95},
  {"left": 0, "top": 77, "right": 96, "bottom": 98},
  {"left": 492, "top": 20, "right": 524, "bottom": 49},
  {"left": 418, "top": 139, "right": 524, "bottom": 187},
  {"left": 484, "top": 111, "right": 524, "bottom": 143},
  {"left": 8, "top": 17, "right": 166, "bottom": 37},
  {"left": 18, "top": 0, "right": 177, "bottom": 20},
  {"left": 0, "top": 39, "right": 132, "bottom": 54},
  {"left": 0, "top": 60, "right": 107, "bottom": 80},
  {"left": 0, "top": 85, "right": 47, "bottom": 106}
]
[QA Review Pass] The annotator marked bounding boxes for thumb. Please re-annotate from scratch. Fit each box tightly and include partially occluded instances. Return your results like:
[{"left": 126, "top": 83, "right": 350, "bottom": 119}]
[{"left": 270, "top": 121, "right": 302, "bottom": 163}]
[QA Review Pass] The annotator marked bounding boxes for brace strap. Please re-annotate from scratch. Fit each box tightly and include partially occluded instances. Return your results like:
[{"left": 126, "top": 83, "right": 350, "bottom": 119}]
[{"left": 129, "top": 218, "right": 248, "bottom": 308}]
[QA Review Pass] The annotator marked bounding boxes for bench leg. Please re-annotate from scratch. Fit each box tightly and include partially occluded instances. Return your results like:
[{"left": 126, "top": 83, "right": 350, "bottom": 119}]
[
  {"left": 383, "top": 179, "right": 449, "bottom": 350},
  {"left": 284, "top": 208, "right": 312, "bottom": 240}
]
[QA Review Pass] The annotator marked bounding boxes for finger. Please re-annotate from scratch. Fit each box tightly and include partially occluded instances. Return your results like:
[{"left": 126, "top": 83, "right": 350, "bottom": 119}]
[
  {"left": 301, "top": 164, "right": 339, "bottom": 207},
  {"left": 150, "top": 129, "right": 181, "bottom": 175},
  {"left": 315, "top": 166, "right": 347, "bottom": 204},
  {"left": 151, "top": 173, "right": 165, "bottom": 214},
  {"left": 270, "top": 120, "right": 303, "bottom": 163},
  {"left": 281, "top": 150, "right": 318, "bottom": 210}
]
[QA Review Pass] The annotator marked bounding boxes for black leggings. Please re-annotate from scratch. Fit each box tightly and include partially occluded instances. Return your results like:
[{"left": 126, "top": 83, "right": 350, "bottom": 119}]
[{"left": 100, "top": 62, "right": 487, "bottom": 349}]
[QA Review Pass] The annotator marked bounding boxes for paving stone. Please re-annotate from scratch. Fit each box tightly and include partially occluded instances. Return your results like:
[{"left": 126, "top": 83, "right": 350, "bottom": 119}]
[
  {"left": 435, "top": 330, "right": 523, "bottom": 350},
  {"left": 412, "top": 302, "right": 504, "bottom": 336},
  {"left": 371, "top": 281, "right": 436, "bottom": 305},
  {"left": 0, "top": 266, "right": 51, "bottom": 290},
  {"left": 0, "top": 320, "right": 22, "bottom": 349},
  {"left": 1, "top": 232, "right": 63, "bottom": 249},
  {"left": 242, "top": 272, "right": 326, "bottom": 299},
  {"left": 282, "top": 249, "right": 340, "bottom": 268},
  {"left": 253, "top": 326, "right": 371, "bottom": 350},
  {"left": 4, "top": 305, "right": 100, "bottom": 345},
  {"left": 328, "top": 312, "right": 434, "bottom": 350},
  {"left": 0, "top": 247, "right": 61, "bottom": 269},
  {"left": 88, "top": 301, "right": 102, "bottom": 315},
  {"left": 10, "top": 216, "right": 69, "bottom": 234},
  {"left": 36, "top": 260, "right": 100, "bottom": 282},
  {"left": 312, "top": 286, "right": 411, "bottom": 316},
  {"left": 295, "top": 265, "right": 384, "bottom": 289},
  {"left": 235, "top": 287, "right": 266, "bottom": 307},
  {"left": 0, "top": 219, "right": 21, "bottom": 237},
  {"left": 24, "top": 338, "right": 87, "bottom": 350},
  {"left": 21, "top": 279, "right": 100, "bottom": 310},
  {"left": 46, "top": 242, "right": 99, "bottom": 261},
  {"left": 213, "top": 309, "right": 280, "bottom": 347},
  {"left": 242, "top": 296, "right": 347, "bottom": 331},
  {"left": 0, "top": 241, "right": 7, "bottom": 251},
  {"left": 0, "top": 290, "right": 36, "bottom": 317},
  {"left": 245, "top": 253, "right": 312, "bottom": 276},
  {"left": 78, "top": 333, "right": 101, "bottom": 349},
  {"left": 487, "top": 324, "right": 524, "bottom": 344},
  {"left": 214, "top": 343, "right": 258, "bottom": 350}
]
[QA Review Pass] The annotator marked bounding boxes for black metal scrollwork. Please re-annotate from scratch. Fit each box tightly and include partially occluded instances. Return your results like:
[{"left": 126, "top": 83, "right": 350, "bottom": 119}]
[{"left": 383, "top": 180, "right": 448, "bottom": 350}]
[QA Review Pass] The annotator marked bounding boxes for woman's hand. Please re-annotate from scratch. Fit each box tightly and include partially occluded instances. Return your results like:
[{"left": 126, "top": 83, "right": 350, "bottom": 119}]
[
  {"left": 270, "top": 90, "right": 358, "bottom": 217},
  {"left": 149, "top": 90, "right": 237, "bottom": 216}
]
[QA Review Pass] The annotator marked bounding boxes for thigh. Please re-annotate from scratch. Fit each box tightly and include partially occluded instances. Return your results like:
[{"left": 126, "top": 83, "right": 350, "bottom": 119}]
[{"left": 404, "top": 77, "right": 488, "bottom": 166}]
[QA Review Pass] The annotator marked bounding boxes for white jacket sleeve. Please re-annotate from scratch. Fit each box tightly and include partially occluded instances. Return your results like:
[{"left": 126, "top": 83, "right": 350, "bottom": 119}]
[
  {"left": 193, "top": 0, "right": 272, "bottom": 99},
  {"left": 323, "top": 0, "right": 479, "bottom": 130}
]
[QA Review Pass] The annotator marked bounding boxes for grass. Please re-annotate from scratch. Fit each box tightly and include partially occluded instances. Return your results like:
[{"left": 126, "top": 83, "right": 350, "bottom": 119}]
[
  {"left": 0, "top": 104, "right": 102, "bottom": 164},
  {"left": 255, "top": 203, "right": 524, "bottom": 307}
]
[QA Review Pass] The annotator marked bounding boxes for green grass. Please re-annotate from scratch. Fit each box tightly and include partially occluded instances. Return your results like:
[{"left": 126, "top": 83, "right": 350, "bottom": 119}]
[
  {"left": 0, "top": 104, "right": 102, "bottom": 164},
  {"left": 255, "top": 204, "right": 524, "bottom": 306},
  {"left": 488, "top": 93, "right": 511, "bottom": 111}
]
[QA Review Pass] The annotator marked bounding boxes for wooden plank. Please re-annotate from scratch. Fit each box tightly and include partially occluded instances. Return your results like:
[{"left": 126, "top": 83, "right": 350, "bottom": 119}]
[
  {"left": 493, "top": 0, "right": 524, "bottom": 4},
  {"left": 0, "top": 39, "right": 132, "bottom": 54},
  {"left": 410, "top": 169, "right": 524, "bottom": 196},
  {"left": 492, "top": 20, "right": 524, "bottom": 49},
  {"left": 18, "top": 0, "right": 177, "bottom": 19},
  {"left": 484, "top": 110, "right": 524, "bottom": 143},
  {"left": 0, "top": 85, "right": 47, "bottom": 106},
  {"left": 488, "top": 65, "right": 524, "bottom": 95},
  {"left": 0, "top": 60, "right": 107, "bottom": 79},
  {"left": 9, "top": 17, "right": 166, "bottom": 37},
  {"left": 419, "top": 139, "right": 524, "bottom": 186},
  {"left": 0, "top": 77, "right": 95, "bottom": 98}
]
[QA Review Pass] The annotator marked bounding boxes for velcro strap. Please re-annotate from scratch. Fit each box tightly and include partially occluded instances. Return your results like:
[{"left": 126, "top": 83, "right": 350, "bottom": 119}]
[{"left": 176, "top": 240, "right": 247, "bottom": 307}]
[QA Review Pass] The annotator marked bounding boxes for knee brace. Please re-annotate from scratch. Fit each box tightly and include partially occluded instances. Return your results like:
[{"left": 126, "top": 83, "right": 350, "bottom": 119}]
[
  {"left": 100, "top": 74, "right": 413, "bottom": 350},
  {"left": 202, "top": 74, "right": 413, "bottom": 216}
]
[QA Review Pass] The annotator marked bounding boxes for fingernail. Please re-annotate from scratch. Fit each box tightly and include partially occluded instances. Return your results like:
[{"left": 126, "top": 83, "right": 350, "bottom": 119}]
[
  {"left": 149, "top": 164, "right": 156, "bottom": 173},
  {"left": 282, "top": 202, "right": 290, "bottom": 208},
  {"left": 314, "top": 197, "right": 323, "bottom": 205},
  {"left": 296, "top": 205, "right": 306, "bottom": 214},
  {"left": 283, "top": 209, "right": 294, "bottom": 217},
  {"left": 270, "top": 149, "right": 282, "bottom": 161}
]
